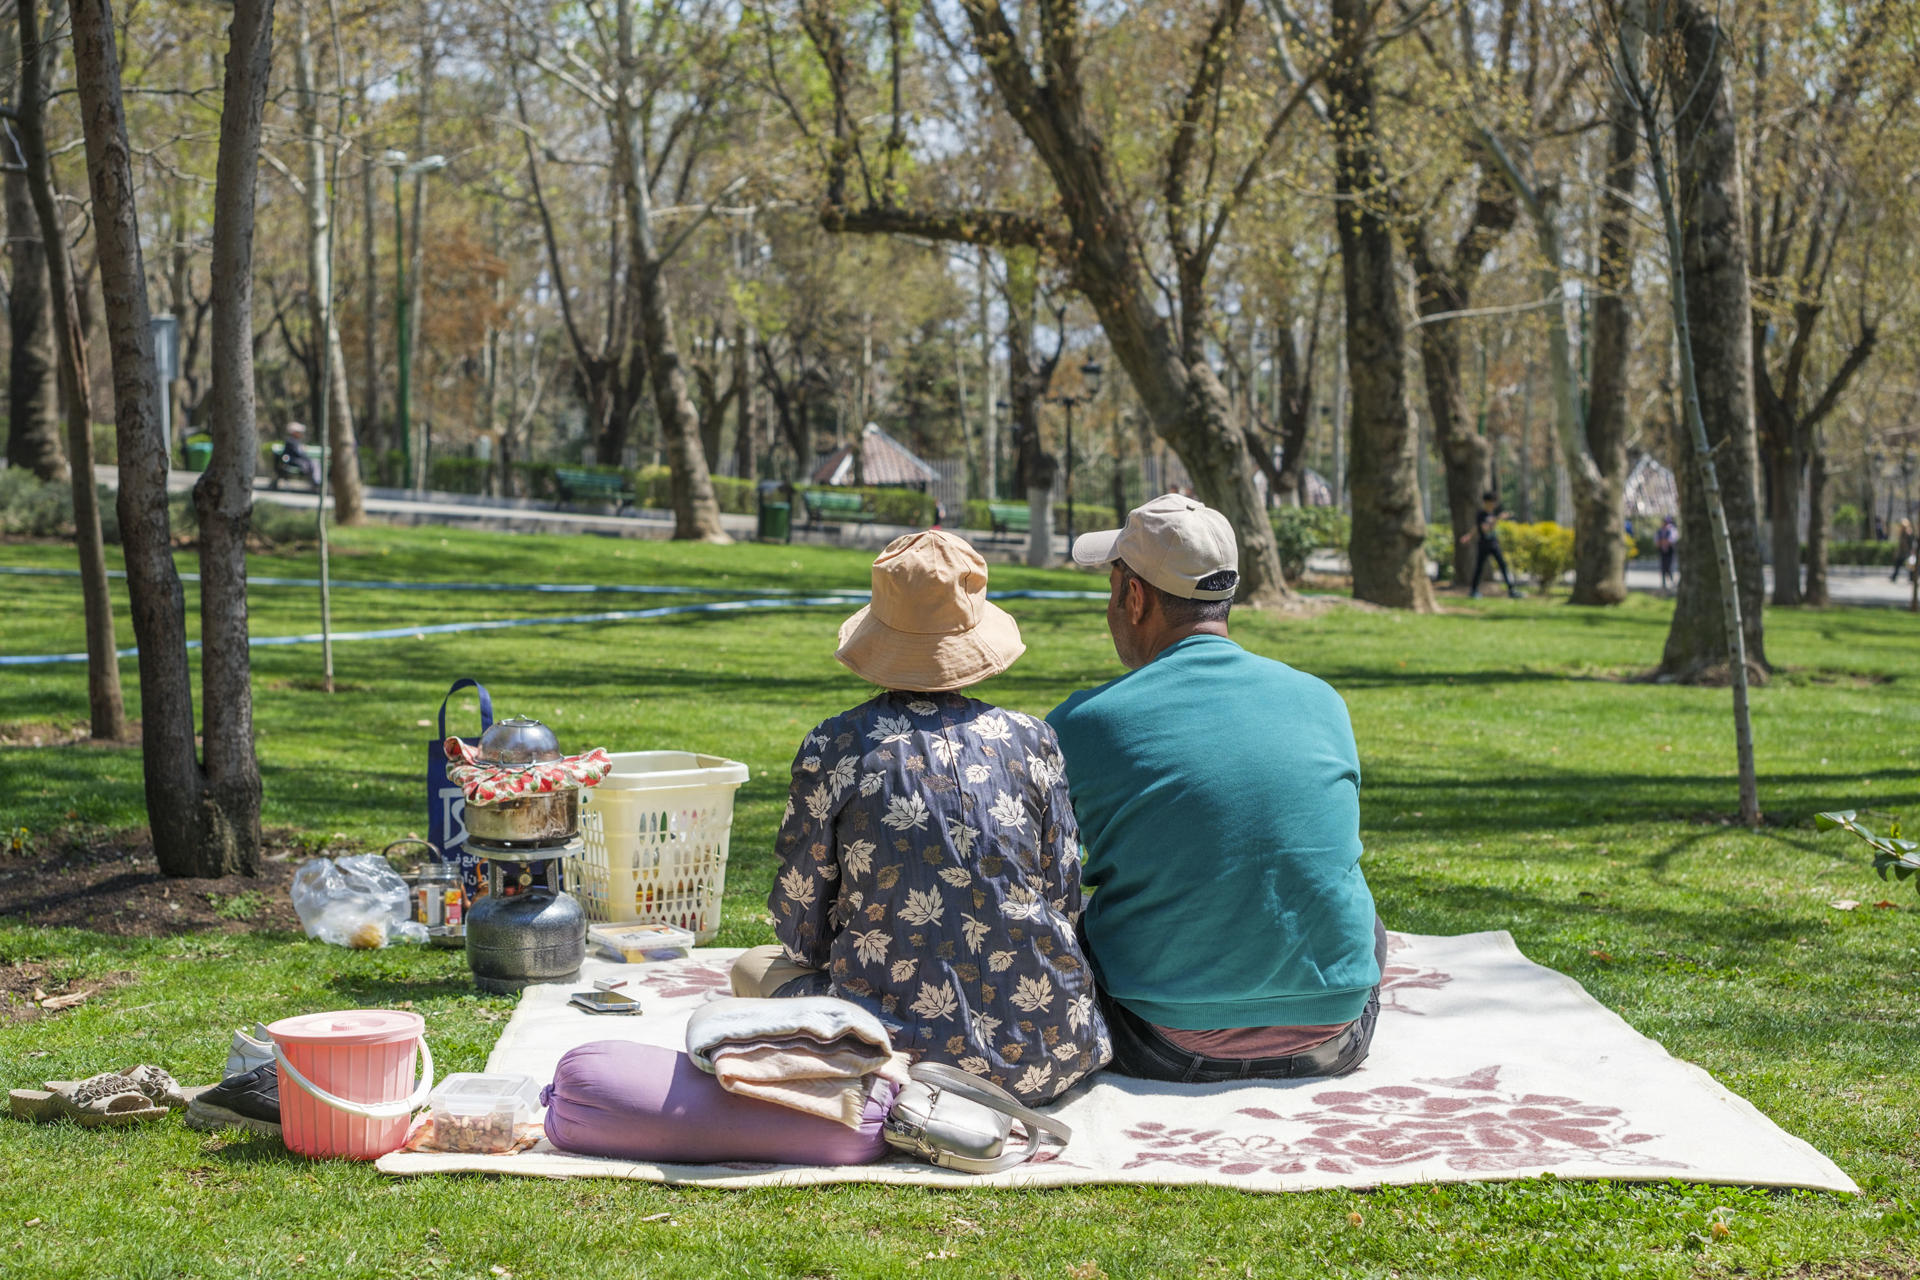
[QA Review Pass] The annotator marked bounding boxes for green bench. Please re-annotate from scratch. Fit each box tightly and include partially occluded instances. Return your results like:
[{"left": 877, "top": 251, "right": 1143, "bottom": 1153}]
[
  {"left": 800, "top": 489, "right": 878, "bottom": 525},
  {"left": 555, "top": 467, "right": 636, "bottom": 515},
  {"left": 987, "top": 501, "right": 1031, "bottom": 540}
]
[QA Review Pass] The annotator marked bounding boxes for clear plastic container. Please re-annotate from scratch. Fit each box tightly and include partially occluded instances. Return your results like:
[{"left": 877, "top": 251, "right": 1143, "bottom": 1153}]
[
  {"left": 426, "top": 1072, "right": 541, "bottom": 1154},
  {"left": 589, "top": 921, "right": 696, "bottom": 963}
]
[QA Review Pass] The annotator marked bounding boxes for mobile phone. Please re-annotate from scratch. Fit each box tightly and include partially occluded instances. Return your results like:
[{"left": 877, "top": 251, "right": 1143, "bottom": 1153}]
[{"left": 569, "top": 990, "right": 642, "bottom": 1015}]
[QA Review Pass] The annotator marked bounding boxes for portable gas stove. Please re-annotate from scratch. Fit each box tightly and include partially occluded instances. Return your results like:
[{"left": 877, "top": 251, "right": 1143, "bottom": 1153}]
[{"left": 452, "top": 716, "right": 599, "bottom": 994}]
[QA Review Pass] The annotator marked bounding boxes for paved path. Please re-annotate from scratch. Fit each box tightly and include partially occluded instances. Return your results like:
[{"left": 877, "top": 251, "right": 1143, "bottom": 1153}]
[
  {"left": 94, "top": 465, "right": 1073, "bottom": 559},
  {"left": 94, "top": 470, "right": 1912, "bottom": 605}
]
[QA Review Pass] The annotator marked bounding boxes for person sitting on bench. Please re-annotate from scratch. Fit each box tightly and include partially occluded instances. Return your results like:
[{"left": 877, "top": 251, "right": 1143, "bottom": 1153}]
[
  {"left": 1048, "top": 494, "right": 1387, "bottom": 1083},
  {"left": 732, "top": 529, "right": 1110, "bottom": 1104},
  {"left": 282, "top": 421, "right": 321, "bottom": 487}
]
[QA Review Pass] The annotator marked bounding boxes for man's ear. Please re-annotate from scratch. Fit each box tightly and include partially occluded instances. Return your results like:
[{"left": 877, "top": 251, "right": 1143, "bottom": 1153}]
[{"left": 1126, "top": 574, "right": 1151, "bottom": 625}]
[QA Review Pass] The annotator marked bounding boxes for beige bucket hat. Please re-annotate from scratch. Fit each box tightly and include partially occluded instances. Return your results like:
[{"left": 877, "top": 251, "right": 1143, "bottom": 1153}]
[{"left": 835, "top": 530, "right": 1026, "bottom": 692}]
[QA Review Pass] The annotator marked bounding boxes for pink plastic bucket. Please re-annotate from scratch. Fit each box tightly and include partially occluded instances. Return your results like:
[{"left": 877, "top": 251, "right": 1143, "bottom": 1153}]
[{"left": 267, "top": 1010, "right": 434, "bottom": 1160}]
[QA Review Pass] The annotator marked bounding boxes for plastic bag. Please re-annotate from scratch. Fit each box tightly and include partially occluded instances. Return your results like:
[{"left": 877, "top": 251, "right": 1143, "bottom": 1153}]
[{"left": 290, "top": 854, "right": 424, "bottom": 948}]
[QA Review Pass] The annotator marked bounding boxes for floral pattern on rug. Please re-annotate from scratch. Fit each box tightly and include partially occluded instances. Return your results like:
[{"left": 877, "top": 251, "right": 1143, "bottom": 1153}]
[
  {"left": 1121, "top": 1066, "right": 1673, "bottom": 1178},
  {"left": 631, "top": 959, "right": 734, "bottom": 1001}
]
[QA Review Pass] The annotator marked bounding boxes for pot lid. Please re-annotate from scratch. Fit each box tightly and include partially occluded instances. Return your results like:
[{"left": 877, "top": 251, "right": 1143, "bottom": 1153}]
[
  {"left": 476, "top": 716, "right": 562, "bottom": 766},
  {"left": 266, "top": 1009, "right": 424, "bottom": 1045}
]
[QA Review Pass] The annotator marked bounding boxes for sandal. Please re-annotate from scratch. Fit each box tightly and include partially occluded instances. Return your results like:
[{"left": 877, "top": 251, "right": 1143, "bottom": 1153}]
[
  {"left": 48, "top": 1072, "right": 168, "bottom": 1127},
  {"left": 119, "top": 1064, "right": 192, "bottom": 1110}
]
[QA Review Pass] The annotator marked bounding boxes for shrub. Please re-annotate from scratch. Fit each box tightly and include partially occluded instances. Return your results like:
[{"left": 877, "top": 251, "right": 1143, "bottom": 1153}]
[
  {"left": 1067, "top": 500, "right": 1124, "bottom": 536},
  {"left": 0, "top": 468, "right": 74, "bottom": 537},
  {"left": 1500, "top": 520, "right": 1575, "bottom": 591},
  {"left": 429, "top": 457, "right": 492, "bottom": 495},
  {"left": 1829, "top": 539, "right": 1896, "bottom": 567},
  {"left": 1424, "top": 524, "right": 1456, "bottom": 584},
  {"left": 871, "top": 487, "right": 938, "bottom": 526},
  {"left": 1832, "top": 502, "right": 1864, "bottom": 541},
  {"left": 635, "top": 468, "right": 758, "bottom": 515},
  {"left": 513, "top": 460, "right": 559, "bottom": 499}
]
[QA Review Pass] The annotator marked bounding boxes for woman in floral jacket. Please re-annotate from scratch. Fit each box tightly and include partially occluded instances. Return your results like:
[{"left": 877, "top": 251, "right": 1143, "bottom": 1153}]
[{"left": 731, "top": 530, "right": 1110, "bottom": 1104}]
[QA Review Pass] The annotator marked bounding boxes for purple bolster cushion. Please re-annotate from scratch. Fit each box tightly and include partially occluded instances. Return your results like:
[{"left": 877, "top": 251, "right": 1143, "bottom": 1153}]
[{"left": 540, "top": 1040, "right": 896, "bottom": 1166}]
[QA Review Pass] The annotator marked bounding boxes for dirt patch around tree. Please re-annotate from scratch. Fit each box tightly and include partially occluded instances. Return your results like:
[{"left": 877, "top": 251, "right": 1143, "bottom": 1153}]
[
  {"left": 0, "top": 828, "right": 306, "bottom": 938},
  {"left": 0, "top": 961, "right": 137, "bottom": 1024}
]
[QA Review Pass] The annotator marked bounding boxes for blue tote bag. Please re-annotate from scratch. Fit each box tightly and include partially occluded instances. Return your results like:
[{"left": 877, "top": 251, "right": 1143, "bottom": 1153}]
[{"left": 429, "top": 677, "right": 494, "bottom": 902}]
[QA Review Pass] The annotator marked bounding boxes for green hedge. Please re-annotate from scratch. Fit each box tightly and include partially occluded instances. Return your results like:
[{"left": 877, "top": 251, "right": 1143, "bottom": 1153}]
[
  {"left": 0, "top": 467, "right": 310, "bottom": 546},
  {"left": 429, "top": 457, "right": 492, "bottom": 495},
  {"left": 635, "top": 466, "right": 758, "bottom": 515},
  {"left": 1270, "top": 507, "right": 1352, "bottom": 580},
  {"left": 786, "top": 484, "right": 938, "bottom": 527},
  {"left": 1830, "top": 539, "right": 1897, "bottom": 567}
]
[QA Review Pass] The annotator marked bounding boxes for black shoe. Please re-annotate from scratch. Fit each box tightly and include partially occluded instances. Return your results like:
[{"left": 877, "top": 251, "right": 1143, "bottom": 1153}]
[{"left": 185, "top": 1062, "right": 281, "bottom": 1136}]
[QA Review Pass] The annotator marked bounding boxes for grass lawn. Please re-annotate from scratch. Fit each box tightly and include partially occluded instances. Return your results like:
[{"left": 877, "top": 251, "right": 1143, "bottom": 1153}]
[{"left": 1, "top": 521, "right": 1916, "bottom": 1279}]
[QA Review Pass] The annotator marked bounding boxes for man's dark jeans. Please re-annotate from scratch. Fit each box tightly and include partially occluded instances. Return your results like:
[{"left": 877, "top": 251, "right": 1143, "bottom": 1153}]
[
  {"left": 1472, "top": 540, "right": 1514, "bottom": 593},
  {"left": 1098, "top": 918, "right": 1389, "bottom": 1084}
]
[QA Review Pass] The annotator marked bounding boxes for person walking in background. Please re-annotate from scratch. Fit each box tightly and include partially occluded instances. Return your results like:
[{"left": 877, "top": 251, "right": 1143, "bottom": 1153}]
[
  {"left": 1460, "top": 491, "right": 1521, "bottom": 599},
  {"left": 1656, "top": 515, "right": 1679, "bottom": 591},
  {"left": 1892, "top": 518, "right": 1913, "bottom": 584}
]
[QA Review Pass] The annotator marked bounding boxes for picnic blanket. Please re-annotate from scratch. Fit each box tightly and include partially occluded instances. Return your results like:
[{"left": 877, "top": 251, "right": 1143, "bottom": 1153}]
[{"left": 376, "top": 931, "right": 1856, "bottom": 1193}]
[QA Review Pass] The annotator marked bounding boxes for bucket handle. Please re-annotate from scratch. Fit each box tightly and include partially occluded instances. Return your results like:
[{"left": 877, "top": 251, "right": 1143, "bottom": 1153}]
[{"left": 274, "top": 1035, "right": 435, "bottom": 1121}]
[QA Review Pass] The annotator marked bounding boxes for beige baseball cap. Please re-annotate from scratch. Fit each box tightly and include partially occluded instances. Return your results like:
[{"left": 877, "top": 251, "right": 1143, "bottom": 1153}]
[{"left": 1071, "top": 494, "right": 1239, "bottom": 600}]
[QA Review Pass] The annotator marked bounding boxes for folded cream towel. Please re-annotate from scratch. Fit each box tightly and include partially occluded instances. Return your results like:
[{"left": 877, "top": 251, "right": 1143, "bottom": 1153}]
[{"left": 688, "top": 998, "right": 910, "bottom": 1129}]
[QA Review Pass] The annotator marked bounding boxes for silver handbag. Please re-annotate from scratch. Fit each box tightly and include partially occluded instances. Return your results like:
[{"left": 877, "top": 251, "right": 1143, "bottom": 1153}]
[{"left": 883, "top": 1062, "right": 1072, "bottom": 1174}]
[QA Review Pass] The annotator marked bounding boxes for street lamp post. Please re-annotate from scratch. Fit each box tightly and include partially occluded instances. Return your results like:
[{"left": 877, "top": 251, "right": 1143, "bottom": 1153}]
[
  {"left": 1047, "top": 357, "right": 1103, "bottom": 544},
  {"left": 383, "top": 150, "right": 446, "bottom": 494},
  {"left": 1870, "top": 447, "right": 1887, "bottom": 536}
]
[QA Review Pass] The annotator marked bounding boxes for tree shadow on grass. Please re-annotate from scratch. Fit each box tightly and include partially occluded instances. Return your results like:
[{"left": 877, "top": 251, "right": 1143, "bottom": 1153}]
[
  {"left": 324, "top": 972, "right": 478, "bottom": 1004},
  {"left": 1361, "top": 768, "right": 1920, "bottom": 834}
]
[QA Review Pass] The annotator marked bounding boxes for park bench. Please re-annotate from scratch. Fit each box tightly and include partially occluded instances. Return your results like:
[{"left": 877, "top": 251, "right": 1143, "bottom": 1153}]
[
  {"left": 987, "top": 502, "right": 1031, "bottom": 541},
  {"left": 555, "top": 467, "right": 636, "bottom": 515},
  {"left": 800, "top": 489, "right": 878, "bottom": 526}
]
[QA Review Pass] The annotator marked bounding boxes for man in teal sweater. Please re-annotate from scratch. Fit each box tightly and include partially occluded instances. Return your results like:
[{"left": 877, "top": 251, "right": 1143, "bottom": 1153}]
[{"left": 1048, "top": 495, "right": 1385, "bottom": 1082}]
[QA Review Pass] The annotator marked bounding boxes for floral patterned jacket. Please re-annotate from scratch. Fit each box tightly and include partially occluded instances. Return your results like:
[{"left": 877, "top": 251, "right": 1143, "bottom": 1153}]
[{"left": 768, "top": 690, "right": 1111, "bottom": 1103}]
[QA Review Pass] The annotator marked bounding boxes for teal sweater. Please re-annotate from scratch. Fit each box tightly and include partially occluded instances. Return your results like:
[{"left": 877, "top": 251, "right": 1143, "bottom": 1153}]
[{"left": 1047, "top": 634, "right": 1378, "bottom": 1029}]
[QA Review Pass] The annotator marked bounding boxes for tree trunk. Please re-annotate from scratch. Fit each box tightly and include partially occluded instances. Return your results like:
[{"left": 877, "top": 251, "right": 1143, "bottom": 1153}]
[
  {"left": 71, "top": 0, "right": 216, "bottom": 865},
  {"left": 1328, "top": 0, "right": 1433, "bottom": 611},
  {"left": 1761, "top": 420, "right": 1803, "bottom": 606},
  {"left": 1412, "top": 309, "right": 1491, "bottom": 587},
  {"left": 732, "top": 314, "right": 754, "bottom": 481},
  {"left": 1570, "top": 75, "right": 1638, "bottom": 606},
  {"left": 1804, "top": 438, "right": 1829, "bottom": 606},
  {"left": 978, "top": 250, "right": 997, "bottom": 502},
  {"left": 21, "top": 0, "right": 127, "bottom": 741},
  {"left": 294, "top": 0, "right": 362, "bottom": 524},
  {"left": 359, "top": 140, "right": 381, "bottom": 463},
  {"left": 194, "top": 0, "right": 278, "bottom": 874},
  {"left": 609, "top": 6, "right": 724, "bottom": 540},
  {"left": 3, "top": 12, "right": 65, "bottom": 484},
  {"left": 1654, "top": 0, "right": 1768, "bottom": 683}
]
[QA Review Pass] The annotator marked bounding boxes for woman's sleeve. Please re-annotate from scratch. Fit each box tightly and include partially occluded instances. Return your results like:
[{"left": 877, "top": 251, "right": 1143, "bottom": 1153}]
[
  {"left": 768, "top": 729, "right": 841, "bottom": 968},
  {"left": 1035, "top": 726, "right": 1086, "bottom": 922}
]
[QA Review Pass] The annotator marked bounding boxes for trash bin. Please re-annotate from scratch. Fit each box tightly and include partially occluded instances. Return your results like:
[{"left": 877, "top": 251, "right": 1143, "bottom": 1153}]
[
  {"left": 758, "top": 501, "right": 790, "bottom": 543},
  {"left": 183, "top": 438, "right": 213, "bottom": 471},
  {"left": 756, "top": 480, "right": 791, "bottom": 543}
]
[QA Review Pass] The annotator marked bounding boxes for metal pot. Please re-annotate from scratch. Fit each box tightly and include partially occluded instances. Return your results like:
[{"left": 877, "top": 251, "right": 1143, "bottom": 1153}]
[
  {"left": 464, "top": 716, "right": 578, "bottom": 848},
  {"left": 475, "top": 716, "right": 562, "bottom": 766},
  {"left": 464, "top": 788, "right": 580, "bottom": 847}
]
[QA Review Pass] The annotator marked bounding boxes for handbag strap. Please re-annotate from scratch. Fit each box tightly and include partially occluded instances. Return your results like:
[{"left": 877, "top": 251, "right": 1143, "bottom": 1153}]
[
  {"left": 907, "top": 1061, "right": 1072, "bottom": 1171},
  {"left": 438, "top": 678, "right": 493, "bottom": 742}
]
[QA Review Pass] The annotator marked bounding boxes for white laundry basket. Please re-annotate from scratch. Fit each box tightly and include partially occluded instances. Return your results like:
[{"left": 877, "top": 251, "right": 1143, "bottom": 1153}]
[{"left": 568, "top": 751, "right": 750, "bottom": 942}]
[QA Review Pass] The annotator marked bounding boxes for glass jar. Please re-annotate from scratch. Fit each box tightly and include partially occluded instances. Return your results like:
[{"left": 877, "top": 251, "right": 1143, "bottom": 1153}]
[{"left": 414, "top": 862, "right": 463, "bottom": 927}]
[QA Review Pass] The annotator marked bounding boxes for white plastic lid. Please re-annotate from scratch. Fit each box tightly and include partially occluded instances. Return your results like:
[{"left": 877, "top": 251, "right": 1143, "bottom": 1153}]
[{"left": 429, "top": 1071, "right": 541, "bottom": 1117}]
